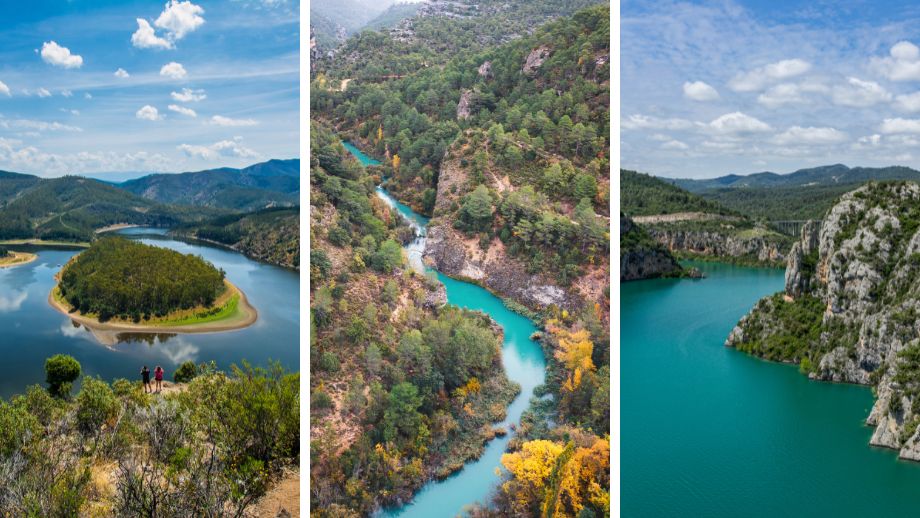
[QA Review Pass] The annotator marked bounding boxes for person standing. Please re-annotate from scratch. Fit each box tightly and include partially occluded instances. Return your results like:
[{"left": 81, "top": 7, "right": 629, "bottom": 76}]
[
  {"left": 154, "top": 365, "right": 164, "bottom": 393},
  {"left": 141, "top": 366, "right": 151, "bottom": 393}
]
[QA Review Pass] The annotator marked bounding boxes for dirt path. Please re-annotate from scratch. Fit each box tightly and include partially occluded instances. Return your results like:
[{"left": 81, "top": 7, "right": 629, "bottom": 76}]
[{"left": 247, "top": 467, "right": 299, "bottom": 518}]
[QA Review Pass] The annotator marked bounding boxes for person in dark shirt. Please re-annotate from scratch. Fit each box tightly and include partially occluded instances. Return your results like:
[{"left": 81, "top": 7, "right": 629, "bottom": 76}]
[{"left": 141, "top": 366, "right": 151, "bottom": 393}]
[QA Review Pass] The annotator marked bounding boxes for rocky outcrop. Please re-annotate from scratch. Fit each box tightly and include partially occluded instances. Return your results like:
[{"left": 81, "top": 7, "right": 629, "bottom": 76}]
[
  {"left": 620, "top": 216, "right": 683, "bottom": 281},
  {"left": 522, "top": 45, "right": 551, "bottom": 76},
  {"left": 478, "top": 61, "right": 493, "bottom": 79},
  {"left": 457, "top": 89, "right": 474, "bottom": 120},
  {"left": 648, "top": 228, "right": 787, "bottom": 265},
  {"left": 726, "top": 182, "right": 920, "bottom": 460}
]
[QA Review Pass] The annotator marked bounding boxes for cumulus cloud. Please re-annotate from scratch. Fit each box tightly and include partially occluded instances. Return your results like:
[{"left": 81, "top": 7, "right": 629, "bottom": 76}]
[
  {"left": 210, "top": 115, "right": 258, "bottom": 127},
  {"left": 0, "top": 81, "right": 9, "bottom": 97},
  {"left": 178, "top": 138, "right": 258, "bottom": 159},
  {"left": 36, "top": 88, "right": 52, "bottom": 98},
  {"left": 168, "top": 104, "right": 197, "bottom": 117},
  {"left": 170, "top": 87, "right": 206, "bottom": 102},
  {"left": 771, "top": 126, "right": 848, "bottom": 145},
  {"left": 0, "top": 137, "right": 170, "bottom": 176},
  {"left": 880, "top": 118, "right": 920, "bottom": 134},
  {"left": 40, "top": 41, "right": 83, "bottom": 69},
  {"left": 61, "top": 89, "right": 73, "bottom": 98},
  {"left": 131, "top": 19, "right": 173, "bottom": 49},
  {"left": 155, "top": 1, "right": 205, "bottom": 40},
  {"left": 621, "top": 114, "right": 693, "bottom": 131},
  {"left": 831, "top": 77, "right": 891, "bottom": 107},
  {"left": 136, "top": 105, "right": 163, "bottom": 121},
  {"left": 894, "top": 92, "right": 920, "bottom": 112},
  {"left": 132, "top": 1, "right": 205, "bottom": 49},
  {"left": 872, "top": 41, "right": 920, "bottom": 82},
  {"left": 757, "top": 83, "right": 807, "bottom": 108},
  {"left": 114, "top": 68, "right": 130, "bottom": 78},
  {"left": 728, "top": 59, "right": 811, "bottom": 92},
  {"left": 705, "top": 112, "right": 771, "bottom": 134},
  {"left": 160, "top": 62, "right": 187, "bottom": 79},
  {"left": 682, "top": 81, "right": 719, "bottom": 101}
]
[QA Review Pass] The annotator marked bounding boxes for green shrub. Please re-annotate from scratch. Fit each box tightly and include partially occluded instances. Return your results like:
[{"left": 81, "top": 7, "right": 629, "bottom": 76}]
[
  {"left": 173, "top": 361, "right": 198, "bottom": 383},
  {"left": 75, "top": 376, "right": 118, "bottom": 437},
  {"left": 45, "top": 354, "right": 81, "bottom": 398}
]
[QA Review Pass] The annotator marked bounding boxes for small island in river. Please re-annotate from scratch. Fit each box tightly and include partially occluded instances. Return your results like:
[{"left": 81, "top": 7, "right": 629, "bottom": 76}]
[
  {"left": 48, "top": 237, "right": 257, "bottom": 335},
  {"left": 0, "top": 248, "right": 37, "bottom": 268}
]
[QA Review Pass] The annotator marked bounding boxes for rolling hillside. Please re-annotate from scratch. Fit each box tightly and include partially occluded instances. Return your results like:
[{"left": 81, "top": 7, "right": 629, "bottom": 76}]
[{"left": 119, "top": 159, "right": 299, "bottom": 210}]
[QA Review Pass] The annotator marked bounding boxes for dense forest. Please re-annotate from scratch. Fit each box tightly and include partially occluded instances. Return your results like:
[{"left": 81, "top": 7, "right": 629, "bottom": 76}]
[
  {"left": 59, "top": 237, "right": 226, "bottom": 322},
  {"left": 0, "top": 356, "right": 297, "bottom": 516},
  {"left": 310, "top": 122, "right": 519, "bottom": 514},
  {"left": 175, "top": 206, "right": 301, "bottom": 269},
  {"left": 620, "top": 169, "right": 737, "bottom": 217}
]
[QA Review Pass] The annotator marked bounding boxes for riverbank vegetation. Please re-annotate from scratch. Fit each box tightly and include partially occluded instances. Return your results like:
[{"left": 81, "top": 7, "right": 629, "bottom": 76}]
[
  {"left": 0, "top": 355, "right": 298, "bottom": 516},
  {"left": 310, "top": 122, "right": 518, "bottom": 515},
  {"left": 58, "top": 237, "right": 226, "bottom": 323}
]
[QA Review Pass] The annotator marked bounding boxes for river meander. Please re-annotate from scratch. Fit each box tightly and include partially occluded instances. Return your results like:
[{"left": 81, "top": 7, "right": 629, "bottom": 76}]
[
  {"left": 343, "top": 141, "right": 547, "bottom": 517},
  {"left": 0, "top": 227, "right": 298, "bottom": 399}
]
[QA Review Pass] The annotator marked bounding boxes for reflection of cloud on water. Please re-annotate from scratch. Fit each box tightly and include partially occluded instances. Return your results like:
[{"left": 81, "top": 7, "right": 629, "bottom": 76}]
[
  {"left": 0, "top": 291, "right": 27, "bottom": 312},
  {"left": 156, "top": 336, "right": 200, "bottom": 364},
  {"left": 60, "top": 320, "right": 86, "bottom": 338}
]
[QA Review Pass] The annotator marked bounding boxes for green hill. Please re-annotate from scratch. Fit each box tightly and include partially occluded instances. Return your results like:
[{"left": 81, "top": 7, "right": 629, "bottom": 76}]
[
  {"left": 620, "top": 169, "right": 736, "bottom": 217},
  {"left": 175, "top": 207, "right": 300, "bottom": 269},
  {"left": 119, "top": 159, "right": 299, "bottom": 211}
]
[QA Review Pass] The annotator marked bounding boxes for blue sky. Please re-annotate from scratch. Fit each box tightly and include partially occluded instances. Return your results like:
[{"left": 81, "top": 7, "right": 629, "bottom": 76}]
[
  {"left": 0, "top": 0, "right": 298, "bottom": 178},
  {"left": 622, "top": 0, "right": 920, "bottom": 178}
]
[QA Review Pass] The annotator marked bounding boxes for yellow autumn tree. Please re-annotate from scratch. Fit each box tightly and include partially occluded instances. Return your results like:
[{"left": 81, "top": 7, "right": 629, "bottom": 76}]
[
  {"left": 553, "top": 328, "right": 595, "bottom": 391},
  {"left": 393, "top": 154, "right": 401, "bottom": 171},
  {"left": 376, "top": 125, "right": 383, "bottom": 142},
  {"left": 501, "top": 440, "right": 565, "bottom": 515},
  {"left": 550, "top": 438, "right": 610, "bottom": 517}
]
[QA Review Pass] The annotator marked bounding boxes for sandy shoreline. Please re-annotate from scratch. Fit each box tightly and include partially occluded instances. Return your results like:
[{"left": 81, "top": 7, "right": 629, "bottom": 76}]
[
  {"left": 0, "top": 251, "right": 38, "bottom": 268},
  {"left": 95, "top": 223, "right": 141, "bottom": 234},
  {"left": 48, "top": 278, "right": 258, "bottom": 338}
]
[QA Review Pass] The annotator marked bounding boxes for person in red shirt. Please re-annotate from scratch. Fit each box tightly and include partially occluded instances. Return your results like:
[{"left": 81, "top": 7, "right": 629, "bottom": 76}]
[{"left": 154, "top": 365, "right": 164, "bottom": 393}]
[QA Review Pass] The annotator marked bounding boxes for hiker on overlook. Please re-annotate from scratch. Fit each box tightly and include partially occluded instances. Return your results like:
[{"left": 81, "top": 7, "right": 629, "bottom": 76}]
[
  {"left": 141, "top": 366, "right": 151, "bottom": 393},
  {"left": 154, "top": 365, "right": 164, "bottom": 393}
]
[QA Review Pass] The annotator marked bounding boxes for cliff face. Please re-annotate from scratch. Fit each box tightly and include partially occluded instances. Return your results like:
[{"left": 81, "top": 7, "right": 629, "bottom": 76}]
[
  {"left": 647, "top": 227, "right": 786, "bottom": 266},
  {"left": 726, "top": 182, "right": 920, "bottom": 459},
  {"left": 620, "top": 216, "right": 683, "bottom": 281}
]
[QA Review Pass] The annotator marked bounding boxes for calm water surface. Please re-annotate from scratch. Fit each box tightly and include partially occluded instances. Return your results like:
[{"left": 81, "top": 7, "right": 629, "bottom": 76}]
[
  {"left": 622, "top": 261, "right": 920, "bottom": 516},
  {"left": 344, "top": 141, "right": 547, "bottom": 517},
  {"left": 0, "top": 227, "right": 298, "bottom": 399}
]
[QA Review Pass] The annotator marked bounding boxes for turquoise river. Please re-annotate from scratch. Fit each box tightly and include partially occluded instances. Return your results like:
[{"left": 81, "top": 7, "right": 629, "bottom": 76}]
[
  {"left": 342, "top": 141, "right": 547, "bottom": 517},
  {"left": 622, "top": 261, "right": 920, "bottom": 516}
]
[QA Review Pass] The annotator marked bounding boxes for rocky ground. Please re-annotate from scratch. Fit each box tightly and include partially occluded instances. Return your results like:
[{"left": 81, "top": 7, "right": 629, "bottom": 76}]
[
  {"left": 726, "top": 182, "right": 920, "bottom": 460},
  {"left": 620, "top": 215, "right": 683, "bottom": 281}
]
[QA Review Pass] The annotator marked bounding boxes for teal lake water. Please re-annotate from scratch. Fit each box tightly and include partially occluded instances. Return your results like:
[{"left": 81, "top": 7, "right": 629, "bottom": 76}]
[
  {"left": 0, "top": 228, "right": 299, "bottom": 399},
  {"left": 622, "top": 261, "right": 920, "bottom": 516},
  {"left": 343, "top": 141, "right": 547, "bottom": 517}
]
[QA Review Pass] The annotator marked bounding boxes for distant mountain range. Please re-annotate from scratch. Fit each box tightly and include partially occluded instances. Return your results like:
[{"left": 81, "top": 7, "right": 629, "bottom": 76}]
[
  {"left": 119, "top": 159, "right": 299, "bottom": 210},
  {"left": 670, "top": 164, "right": 920, "bottom": 193},
  {"left": 0, "top": 159, "right": 300, "bottom": 242}
]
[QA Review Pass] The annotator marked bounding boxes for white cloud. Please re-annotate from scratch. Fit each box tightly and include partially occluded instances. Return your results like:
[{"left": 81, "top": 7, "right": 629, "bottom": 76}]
[
  {"left": 771, "top": 126, "right": 847, "bottom": 145},
  {"left": 831, "top": 77, "right": 891, "bottom": 107},
  {"left": 705, "top": 112, "right": 771, "bottom": 134},
  {"left": 84, "top": 93, "right": 92, "bottom": 99},
  {"left": 0, "top": 117, "right": 82, "bottom": 132},
  {"left": 0, "top": 81, "right": 9, "bottom": 97},
  {"left": 894, "top": 92, "right": 920, "bottom": 112},
  {"left": 131, "top": 19, "right": 173, "bottom": 49},
  {"left": 682, "top": 81, "right": 719, "bottom": 101},
  {"left": 857, "top": 134, "right": 882, "bottom": 147},
  {"left": 114, "top": 68, "right": 130, "bottom": 78},
  {"left": 210, "top": 115, "right": 258, "bottom": 127},
  {"left": 178, "top": 138, "right": 258, "bottom": 159},
  {"left": 36, "top": 88, "right": 52, "bottom": 98},
  {"left": 661, "top": 139, "right": 689, "bottom": 150},
  {"left": 168, "top": 104, "right": 197, "bottom": 117},
  {"left": 60, "top": 108, "right": 80, "bottom": 116},
  {"left": 0, "top": 137, "right": 171, "bottom": 176},
  {"left": 136, "top": 105, "right": 163, "bottom": 121},
  {"left": 728, "top": 59, "right": 811, "bottom": 92},
  {"left": 170, "top": 87, "right": 206, "bottom": 102},
  {"left": 61, "top": 89, "right": 72, "bottom": 98},
  {"left": 757, "top": 83, "right": 807, "bottom": 108},
  {"left": 155, "top": 1, "right": 206, "bottom": 40},
  {"left": 621, "top": 114, "right": 693, "bottom": 131},
  {"left": 871, "top": 41, "right": 920, "bottom": 82},
  {"left": 880, "top": 117, "right": 920, "bottom": 134},
  {"left": 160, "top": 62, "right": 187, "bottom": 79},
  {"left": 40, "top": 41, "right": 83, "bottom": 69}
]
